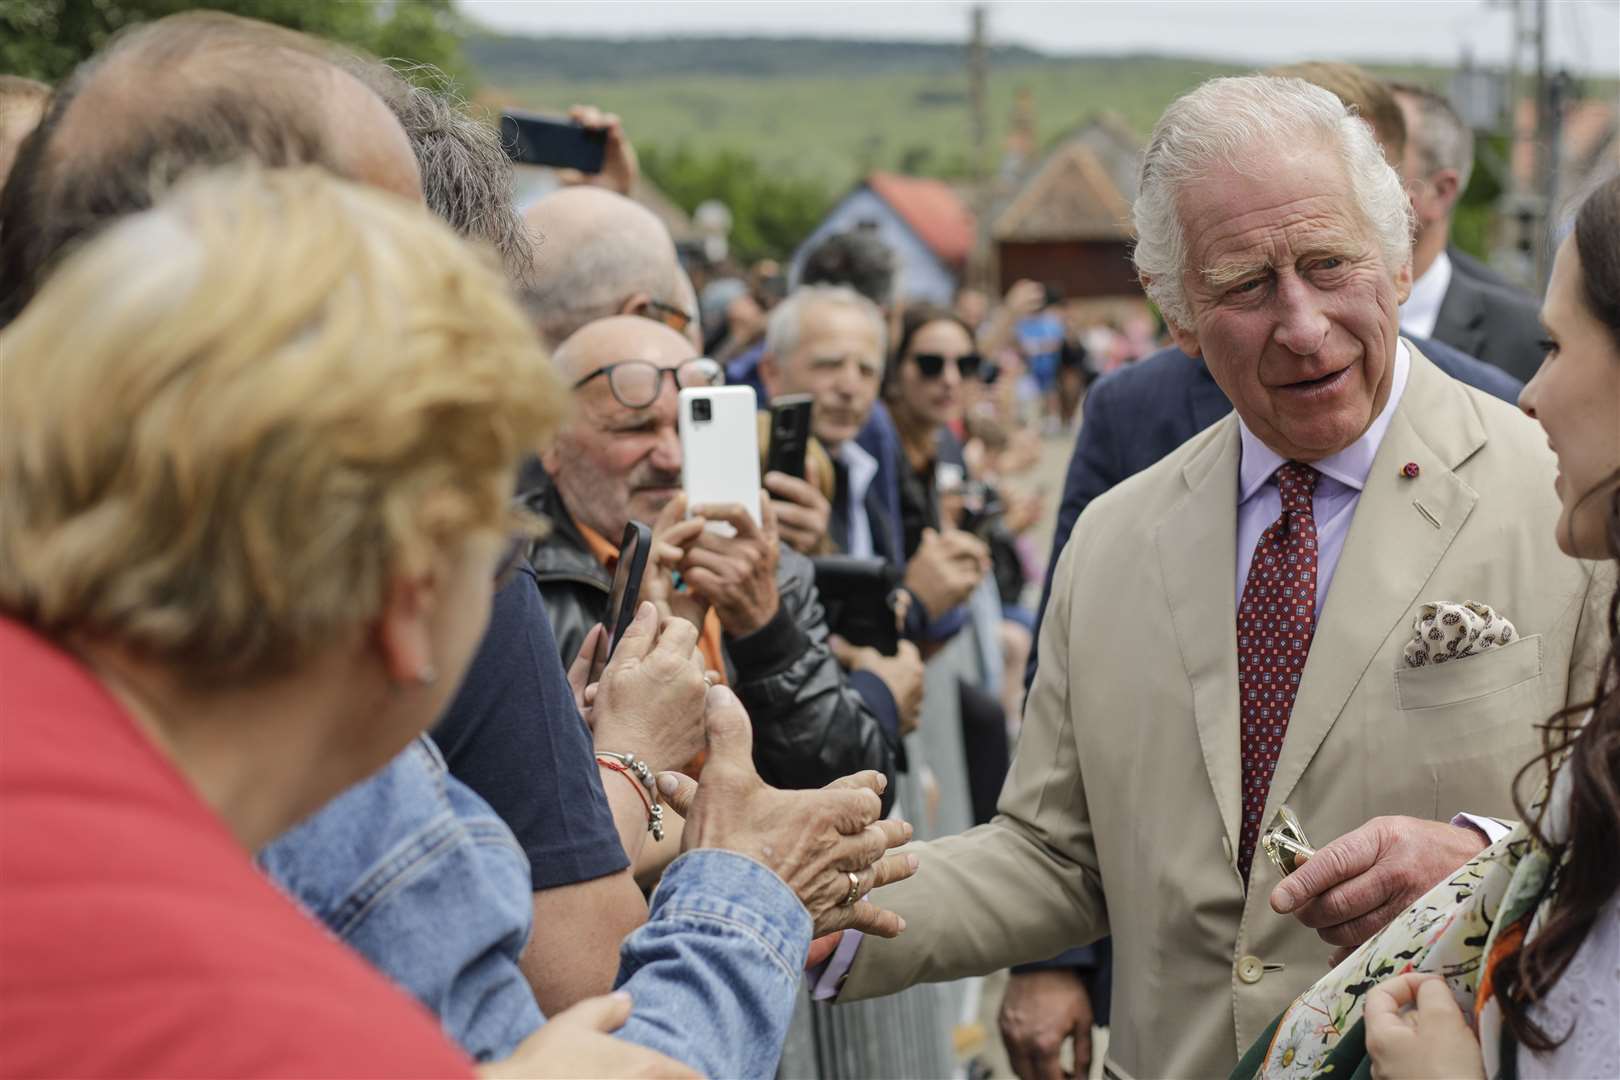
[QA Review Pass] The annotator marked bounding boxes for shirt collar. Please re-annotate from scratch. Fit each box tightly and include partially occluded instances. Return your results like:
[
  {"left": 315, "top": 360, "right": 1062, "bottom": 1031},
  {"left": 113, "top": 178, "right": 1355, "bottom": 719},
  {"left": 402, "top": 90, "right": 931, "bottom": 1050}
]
[
  {"left": 834, "top": 438, "right": 879, "bottom": 500},
  {"left": 1238, "top": 338, "right": 1412, "bottom": 502},
  {"left": 1399, "top": 249, "right": 1452, "bottom": 339},
  {"left": 575, "top": 519, "right": 621, "bottom": 570}
]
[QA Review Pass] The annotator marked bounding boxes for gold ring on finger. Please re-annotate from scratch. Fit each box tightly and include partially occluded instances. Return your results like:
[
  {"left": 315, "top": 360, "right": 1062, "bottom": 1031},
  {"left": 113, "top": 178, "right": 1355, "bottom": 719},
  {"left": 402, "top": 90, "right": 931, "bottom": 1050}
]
[{"left": 842, "top": 870, "right": 861, "bottom": 907}]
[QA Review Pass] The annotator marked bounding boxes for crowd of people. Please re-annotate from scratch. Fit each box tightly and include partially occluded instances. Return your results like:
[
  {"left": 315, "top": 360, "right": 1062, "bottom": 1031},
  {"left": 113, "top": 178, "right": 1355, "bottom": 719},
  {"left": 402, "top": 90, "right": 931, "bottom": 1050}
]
[{"left": 0, "top": 13, "right": 1615, "bottom": 1080}]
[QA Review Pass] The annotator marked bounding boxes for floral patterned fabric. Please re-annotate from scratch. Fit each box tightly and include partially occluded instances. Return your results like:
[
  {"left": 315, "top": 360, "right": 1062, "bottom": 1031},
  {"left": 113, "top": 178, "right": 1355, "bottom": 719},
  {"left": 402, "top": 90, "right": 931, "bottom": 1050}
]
[
  {"left": 1403, "top": 600, "right": 1518, "bottom": 668},
  {"left": 1239, "top": 769, "right": 1566, "bottom": 1080}
]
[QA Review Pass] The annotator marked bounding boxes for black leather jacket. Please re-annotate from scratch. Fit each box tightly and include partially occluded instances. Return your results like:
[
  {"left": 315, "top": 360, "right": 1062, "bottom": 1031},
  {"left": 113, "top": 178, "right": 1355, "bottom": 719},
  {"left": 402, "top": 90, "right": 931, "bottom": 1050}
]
[{"left": 522, "top": 481, "right": 898, "bottom": 813}]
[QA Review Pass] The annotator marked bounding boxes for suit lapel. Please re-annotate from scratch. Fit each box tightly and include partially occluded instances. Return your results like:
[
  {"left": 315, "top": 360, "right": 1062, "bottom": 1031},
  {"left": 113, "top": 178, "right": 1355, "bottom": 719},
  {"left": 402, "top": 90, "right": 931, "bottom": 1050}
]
[
  {"left": 1263, "top": 347, "right": 1485, "bottom": 816},
  {"left": 1155, "top": 419, "right": 1244, "bottom": 855}
]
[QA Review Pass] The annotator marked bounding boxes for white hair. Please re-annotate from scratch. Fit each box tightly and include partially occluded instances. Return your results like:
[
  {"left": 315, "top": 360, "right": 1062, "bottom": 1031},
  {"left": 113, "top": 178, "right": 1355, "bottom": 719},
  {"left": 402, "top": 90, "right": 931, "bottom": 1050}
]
[
  {"left": 765, "top": 284, "right": 887, "bottom": 362},
  {"left": 1132, "top": 75, "right": 1413, "bottom": 328}
]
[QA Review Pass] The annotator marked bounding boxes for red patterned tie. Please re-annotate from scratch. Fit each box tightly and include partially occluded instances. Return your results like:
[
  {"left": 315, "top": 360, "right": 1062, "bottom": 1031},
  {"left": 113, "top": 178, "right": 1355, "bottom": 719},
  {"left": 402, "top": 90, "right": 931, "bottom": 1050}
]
[{"left": 1235, "top": 462, "right": 1319, "bottom": 884}]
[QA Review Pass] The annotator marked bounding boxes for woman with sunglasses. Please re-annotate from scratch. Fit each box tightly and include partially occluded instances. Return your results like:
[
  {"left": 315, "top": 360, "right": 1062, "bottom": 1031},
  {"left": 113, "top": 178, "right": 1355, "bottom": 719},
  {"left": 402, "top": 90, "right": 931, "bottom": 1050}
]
[{"left": 885, "top": 304, "right": 988, "bottom": 560}]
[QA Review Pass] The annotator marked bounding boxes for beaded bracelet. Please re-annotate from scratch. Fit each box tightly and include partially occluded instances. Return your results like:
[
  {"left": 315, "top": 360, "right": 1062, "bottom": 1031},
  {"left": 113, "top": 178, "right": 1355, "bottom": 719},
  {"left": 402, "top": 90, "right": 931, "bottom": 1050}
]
[{"left": 595, "top": 751, "right": 665, "bottom": 841}]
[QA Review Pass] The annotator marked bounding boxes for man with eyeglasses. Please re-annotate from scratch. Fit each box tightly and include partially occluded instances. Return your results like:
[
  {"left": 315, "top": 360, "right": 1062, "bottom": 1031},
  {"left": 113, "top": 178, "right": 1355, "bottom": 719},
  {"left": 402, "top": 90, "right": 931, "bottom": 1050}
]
[
  {"left": 523, "top": 314, "right": 900, "bottom": 819},
  {"left": 760, "top": 285, "right": 989, "bottom": 626}
]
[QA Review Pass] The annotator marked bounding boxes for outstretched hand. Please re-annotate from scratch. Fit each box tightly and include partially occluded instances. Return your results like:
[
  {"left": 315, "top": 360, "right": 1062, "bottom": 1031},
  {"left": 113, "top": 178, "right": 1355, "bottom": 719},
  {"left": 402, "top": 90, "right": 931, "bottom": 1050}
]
[{"left": 657, "top": 684, "right": 918, "bottom": 939}]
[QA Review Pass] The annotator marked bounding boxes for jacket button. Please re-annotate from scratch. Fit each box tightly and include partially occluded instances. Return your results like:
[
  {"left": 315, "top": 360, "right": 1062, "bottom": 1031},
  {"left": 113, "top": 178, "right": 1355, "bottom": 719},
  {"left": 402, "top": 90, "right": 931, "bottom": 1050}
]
[{"left": 1237, "top": 955, "right": 1264, "bottom": 984}]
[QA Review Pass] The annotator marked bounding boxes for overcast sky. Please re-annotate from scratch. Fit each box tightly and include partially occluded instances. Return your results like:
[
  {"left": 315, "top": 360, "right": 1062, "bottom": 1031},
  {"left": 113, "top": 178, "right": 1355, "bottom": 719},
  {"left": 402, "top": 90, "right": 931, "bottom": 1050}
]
[{"left": 460, "top": 0, "right": 1619, "bottom": 75}]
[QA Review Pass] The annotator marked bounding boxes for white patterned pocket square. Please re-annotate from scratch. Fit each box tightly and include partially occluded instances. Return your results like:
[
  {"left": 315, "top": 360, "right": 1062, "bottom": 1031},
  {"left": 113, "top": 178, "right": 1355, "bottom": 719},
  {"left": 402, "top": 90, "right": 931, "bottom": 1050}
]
[{"left": 1403, "top": 601, "right": 1518, "bottom": 668}]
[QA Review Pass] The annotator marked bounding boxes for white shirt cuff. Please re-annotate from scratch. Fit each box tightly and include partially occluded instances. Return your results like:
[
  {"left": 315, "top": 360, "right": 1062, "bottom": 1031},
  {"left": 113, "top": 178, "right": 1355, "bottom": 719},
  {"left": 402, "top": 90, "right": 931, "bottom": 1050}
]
[{"left": 1452, "top": 812, "right": 1512, "bottom": 846}]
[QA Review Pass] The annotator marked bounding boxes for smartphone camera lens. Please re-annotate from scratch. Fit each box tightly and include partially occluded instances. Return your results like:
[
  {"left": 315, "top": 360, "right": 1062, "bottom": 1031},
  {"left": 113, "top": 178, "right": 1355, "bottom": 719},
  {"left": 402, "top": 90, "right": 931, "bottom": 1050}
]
[{"left": 691, "top": 398, "right": 712, "bottom": 423}]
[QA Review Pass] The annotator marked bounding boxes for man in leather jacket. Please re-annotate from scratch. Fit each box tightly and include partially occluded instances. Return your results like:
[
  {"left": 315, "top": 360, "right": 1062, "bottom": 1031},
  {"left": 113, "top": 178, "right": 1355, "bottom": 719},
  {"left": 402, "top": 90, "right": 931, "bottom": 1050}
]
[{"left": 529, "top": 314, "right": 900, "bottom": 810}]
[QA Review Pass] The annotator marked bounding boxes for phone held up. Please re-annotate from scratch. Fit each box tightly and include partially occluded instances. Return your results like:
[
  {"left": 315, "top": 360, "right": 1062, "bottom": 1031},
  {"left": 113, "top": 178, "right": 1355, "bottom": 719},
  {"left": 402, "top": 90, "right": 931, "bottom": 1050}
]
[
  {"left": 499, "top": 110, "right": 608, "bottom": 173},
  {"left": 587, "top": 521, "right": 652, "bottom": 686},
  {"left": 765, "top": 394, "right": 814, "bottom": 481},
  {"left": 678, "top": 385, "right": 762, "bottom": 537}
]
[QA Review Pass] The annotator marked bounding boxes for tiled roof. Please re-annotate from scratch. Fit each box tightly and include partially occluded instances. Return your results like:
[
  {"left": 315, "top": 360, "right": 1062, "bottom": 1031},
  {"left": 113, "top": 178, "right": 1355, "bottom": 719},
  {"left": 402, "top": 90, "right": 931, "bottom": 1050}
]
[
  {"left": 866, "top": 171, "right": 977, "bottom": 266},
  {"left": 992, "top": 140, "right": 1134, "bottom": 243}
]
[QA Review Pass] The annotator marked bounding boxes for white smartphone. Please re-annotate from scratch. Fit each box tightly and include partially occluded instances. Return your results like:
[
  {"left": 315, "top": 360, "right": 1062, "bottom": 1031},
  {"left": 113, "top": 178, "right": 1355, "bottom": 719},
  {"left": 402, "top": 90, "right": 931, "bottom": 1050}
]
[{"left": 678, "top": 385, "right": 762, "bottom": 536}]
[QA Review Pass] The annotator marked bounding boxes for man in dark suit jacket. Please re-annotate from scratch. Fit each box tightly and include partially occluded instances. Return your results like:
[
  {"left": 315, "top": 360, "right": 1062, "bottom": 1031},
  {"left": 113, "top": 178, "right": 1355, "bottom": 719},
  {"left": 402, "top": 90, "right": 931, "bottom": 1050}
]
[
  {"left": 1392, "top": 83, "right": 1545, "bottom": 382},
  {"left": 998, "top": 335, "right": 1523, "bottom": 1071}
]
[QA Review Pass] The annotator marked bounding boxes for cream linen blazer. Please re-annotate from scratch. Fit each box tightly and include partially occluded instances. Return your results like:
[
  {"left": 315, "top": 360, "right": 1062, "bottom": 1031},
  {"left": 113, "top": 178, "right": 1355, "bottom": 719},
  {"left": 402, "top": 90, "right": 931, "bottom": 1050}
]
[{"left": 840, "top": 346, "right": 1611, "bottom": 1079}]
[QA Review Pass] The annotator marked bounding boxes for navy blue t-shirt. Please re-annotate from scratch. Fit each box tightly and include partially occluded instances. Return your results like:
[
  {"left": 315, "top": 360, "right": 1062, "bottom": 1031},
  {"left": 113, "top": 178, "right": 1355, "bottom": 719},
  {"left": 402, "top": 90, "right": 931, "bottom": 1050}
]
[{"left": 431, "top": 565, "right": 629, "bottom": 890}]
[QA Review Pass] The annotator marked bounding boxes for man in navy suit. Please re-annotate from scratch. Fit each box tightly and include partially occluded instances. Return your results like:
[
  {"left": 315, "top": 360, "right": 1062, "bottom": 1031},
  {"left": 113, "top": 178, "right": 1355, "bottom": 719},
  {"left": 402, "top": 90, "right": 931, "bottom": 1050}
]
[{"left": 996, "top": 334, "right": 1522, "bottom": 1076}]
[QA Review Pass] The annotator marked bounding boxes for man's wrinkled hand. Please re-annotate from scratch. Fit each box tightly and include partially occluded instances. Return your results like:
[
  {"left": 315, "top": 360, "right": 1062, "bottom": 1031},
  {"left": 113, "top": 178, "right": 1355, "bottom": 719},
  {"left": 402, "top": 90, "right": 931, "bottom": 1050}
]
[
  {"left": 589, "top": 601, "right": 708, "bottom": 774},
  {"left": 1270, "top": 816, "right": 1488, "bottom": 950},
  {"left": 646, "top": 494, "right": 710, "bottom": 630},
  {"left": 657, "top": 684, "right": 918, "bottom": 939},
  {"left": 682, "top": 496, "right": 782, "bottom": 637},
  {"left": 999, "top": 969, "right": 1094, "bottom": 1080}
]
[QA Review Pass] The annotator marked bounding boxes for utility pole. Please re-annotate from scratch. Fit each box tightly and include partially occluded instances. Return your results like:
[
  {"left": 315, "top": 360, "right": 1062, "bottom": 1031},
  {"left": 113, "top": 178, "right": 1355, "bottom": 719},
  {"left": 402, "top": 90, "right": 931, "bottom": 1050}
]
[
  {"left": 1531, "top": 0, "right": 1554, "bottom": 287},
  {"left": 968, "top": 5, "right": 993, "bottom": 292}
]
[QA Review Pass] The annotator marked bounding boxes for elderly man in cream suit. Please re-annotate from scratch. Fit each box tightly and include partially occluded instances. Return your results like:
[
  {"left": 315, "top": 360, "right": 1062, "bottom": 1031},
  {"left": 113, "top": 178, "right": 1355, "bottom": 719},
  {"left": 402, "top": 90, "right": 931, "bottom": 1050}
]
[{"left": 819, "top": 76, "right": 1608, "bottom": 1078}]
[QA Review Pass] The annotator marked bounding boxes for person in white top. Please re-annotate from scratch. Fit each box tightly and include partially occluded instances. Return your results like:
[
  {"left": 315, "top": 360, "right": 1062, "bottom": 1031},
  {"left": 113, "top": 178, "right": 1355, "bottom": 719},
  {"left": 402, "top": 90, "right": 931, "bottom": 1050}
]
[{"left": 1362, "top": 175, "right": 1620, "bottom": 1080}]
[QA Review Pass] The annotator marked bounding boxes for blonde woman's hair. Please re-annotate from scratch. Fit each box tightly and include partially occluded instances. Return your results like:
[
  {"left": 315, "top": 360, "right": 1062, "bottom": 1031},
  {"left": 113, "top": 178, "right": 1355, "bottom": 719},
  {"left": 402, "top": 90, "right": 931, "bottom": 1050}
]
[{"left": 0, "top": 165, "right": 567, "bottom": 684}]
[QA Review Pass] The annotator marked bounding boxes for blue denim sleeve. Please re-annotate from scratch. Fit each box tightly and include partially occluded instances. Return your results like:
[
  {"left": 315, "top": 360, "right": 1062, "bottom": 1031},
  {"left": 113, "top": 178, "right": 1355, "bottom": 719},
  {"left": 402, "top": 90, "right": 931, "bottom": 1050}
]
[
  {"left": 258, "top": 742, "right": 543, "bottom": 1062},
  {"left": 612, "top": 850, "right": 811, "bottom": 1079}
]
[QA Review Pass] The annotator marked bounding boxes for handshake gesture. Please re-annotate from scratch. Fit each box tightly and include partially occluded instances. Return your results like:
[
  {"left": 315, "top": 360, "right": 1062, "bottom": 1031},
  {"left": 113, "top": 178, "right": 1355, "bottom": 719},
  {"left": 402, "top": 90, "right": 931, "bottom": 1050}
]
[{"left": 661, "top": 681, "right": 918, "bottom": 937}]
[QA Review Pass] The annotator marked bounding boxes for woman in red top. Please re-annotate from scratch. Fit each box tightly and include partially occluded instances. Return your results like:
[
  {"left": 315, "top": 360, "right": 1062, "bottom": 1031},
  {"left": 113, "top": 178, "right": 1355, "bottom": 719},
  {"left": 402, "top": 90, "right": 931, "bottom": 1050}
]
[{"left": 0, "top": 165, "right": 689, "bottom": 1079}]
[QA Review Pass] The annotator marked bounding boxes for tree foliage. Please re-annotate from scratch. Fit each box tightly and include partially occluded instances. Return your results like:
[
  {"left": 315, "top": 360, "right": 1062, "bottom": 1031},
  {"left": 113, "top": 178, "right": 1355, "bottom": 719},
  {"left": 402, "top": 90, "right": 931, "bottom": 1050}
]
[
  {"left": 641, "top": 144, "right": 833, "bottom": 262},
  {"left": 0, "top": 0, "right": 469, "bottom": 86}
]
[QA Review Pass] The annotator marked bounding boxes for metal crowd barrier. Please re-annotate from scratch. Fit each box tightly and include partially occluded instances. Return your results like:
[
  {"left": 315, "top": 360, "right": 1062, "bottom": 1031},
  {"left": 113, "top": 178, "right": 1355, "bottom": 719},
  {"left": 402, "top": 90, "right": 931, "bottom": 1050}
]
[{"left": 780, "top": 580, "right": 1003, "bottom": 1079}]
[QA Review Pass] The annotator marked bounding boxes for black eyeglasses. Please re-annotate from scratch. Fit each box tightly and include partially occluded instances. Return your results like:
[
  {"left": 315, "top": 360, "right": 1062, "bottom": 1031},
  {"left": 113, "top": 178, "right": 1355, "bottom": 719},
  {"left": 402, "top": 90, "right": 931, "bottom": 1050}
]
[
  {"left": 641, "top": 299, "right": 694, "bottom": 335},
  {"left": 912, "top": 352, "right": 982, "bottom": 380},
  {"left": 572, "top": 357, "right": 725, "bottom": 409}
]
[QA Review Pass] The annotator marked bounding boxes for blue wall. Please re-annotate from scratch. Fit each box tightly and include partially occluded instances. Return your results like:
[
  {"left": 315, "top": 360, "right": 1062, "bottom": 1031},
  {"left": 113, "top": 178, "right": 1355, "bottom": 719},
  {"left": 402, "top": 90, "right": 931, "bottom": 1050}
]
[{"left": 789, "top": 187, "right": 958, "bottom": 306}]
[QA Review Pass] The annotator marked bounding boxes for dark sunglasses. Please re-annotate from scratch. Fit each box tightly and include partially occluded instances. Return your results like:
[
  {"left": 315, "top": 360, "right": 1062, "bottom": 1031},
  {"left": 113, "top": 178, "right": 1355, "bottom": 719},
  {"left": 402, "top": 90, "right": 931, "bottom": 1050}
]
[
  {"left": 912, "top": 352, "right": 982, "bottom": 379},
  {"left": 572, "top": 357, "right": 725, "bottom": 409},
  {"left": 641, "top": 299, "right": 694, "bottom": 334}
]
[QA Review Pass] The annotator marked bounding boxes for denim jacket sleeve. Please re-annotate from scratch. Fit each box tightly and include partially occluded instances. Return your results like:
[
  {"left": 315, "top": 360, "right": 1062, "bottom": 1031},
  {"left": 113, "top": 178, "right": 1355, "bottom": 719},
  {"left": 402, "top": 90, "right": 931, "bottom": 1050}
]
[
  {"left": 613, "top": 849, "right": 811, "bottom": 1079},
  {"left": 258, "top": 739, "right": 542, "bottom": 1062}
]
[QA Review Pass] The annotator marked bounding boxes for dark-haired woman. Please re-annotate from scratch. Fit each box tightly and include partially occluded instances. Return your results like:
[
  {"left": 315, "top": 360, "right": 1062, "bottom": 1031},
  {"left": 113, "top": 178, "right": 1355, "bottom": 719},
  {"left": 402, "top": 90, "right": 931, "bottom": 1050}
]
[{"left": 1236, "top": 176, "right": 1620, "bottom": 1080}]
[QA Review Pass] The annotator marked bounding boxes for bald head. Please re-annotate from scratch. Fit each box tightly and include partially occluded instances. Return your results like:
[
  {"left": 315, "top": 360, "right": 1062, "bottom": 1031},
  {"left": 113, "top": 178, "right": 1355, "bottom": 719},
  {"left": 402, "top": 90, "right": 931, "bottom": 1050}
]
[
  {"left": 521, "top": 187, "right": 687, "bottom": 347},
  {"left": 0, "top": 11, "right": 421, "bottom": 322},
  {"left": 553, "top": 312, "right": 694, "bottom": 382}
]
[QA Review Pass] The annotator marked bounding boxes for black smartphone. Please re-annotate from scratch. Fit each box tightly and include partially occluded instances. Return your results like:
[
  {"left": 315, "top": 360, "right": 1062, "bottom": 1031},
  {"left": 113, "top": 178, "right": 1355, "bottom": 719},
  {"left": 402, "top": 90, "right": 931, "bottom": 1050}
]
[
  {"left": 499, "top": 110, "right": 607, "bottom": 173},
  {"left": 587, "top": 521, "right": 652, "bottom": 684},
  {"left": 765, "top": 394, "right": 814, "bottom": 480}
]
